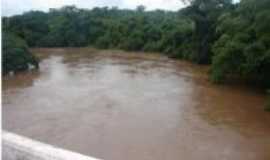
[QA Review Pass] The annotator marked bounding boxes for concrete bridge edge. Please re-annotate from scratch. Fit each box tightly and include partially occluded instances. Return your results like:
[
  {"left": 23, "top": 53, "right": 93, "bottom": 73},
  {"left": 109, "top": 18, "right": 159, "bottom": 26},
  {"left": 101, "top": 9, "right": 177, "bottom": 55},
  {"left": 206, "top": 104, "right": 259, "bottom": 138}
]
[{"left": 2, "top": 130, "right": 102, "bottom": 160}]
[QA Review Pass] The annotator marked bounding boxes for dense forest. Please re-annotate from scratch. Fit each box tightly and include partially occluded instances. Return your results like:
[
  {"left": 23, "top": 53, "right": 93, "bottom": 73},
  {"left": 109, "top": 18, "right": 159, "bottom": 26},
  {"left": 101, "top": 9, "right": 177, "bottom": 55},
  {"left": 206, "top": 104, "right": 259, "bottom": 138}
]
[{"left": 2, "top": 0, "right": 270, "bottom": 108}]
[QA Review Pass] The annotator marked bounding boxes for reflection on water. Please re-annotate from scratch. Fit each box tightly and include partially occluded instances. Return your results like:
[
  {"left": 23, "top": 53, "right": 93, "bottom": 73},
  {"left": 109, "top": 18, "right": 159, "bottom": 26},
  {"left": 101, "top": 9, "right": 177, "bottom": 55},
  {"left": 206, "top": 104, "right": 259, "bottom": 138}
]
[{"left": 3, "top": 48, "right": 270, "bottom": 160}]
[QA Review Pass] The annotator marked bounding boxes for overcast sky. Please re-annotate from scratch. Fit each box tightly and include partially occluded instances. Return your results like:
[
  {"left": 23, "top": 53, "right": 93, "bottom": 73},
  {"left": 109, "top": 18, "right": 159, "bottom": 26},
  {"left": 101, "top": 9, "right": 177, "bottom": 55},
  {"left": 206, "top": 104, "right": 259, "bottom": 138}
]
[{"left": 2, "top": 0, "right": 186, "bottom": 16}]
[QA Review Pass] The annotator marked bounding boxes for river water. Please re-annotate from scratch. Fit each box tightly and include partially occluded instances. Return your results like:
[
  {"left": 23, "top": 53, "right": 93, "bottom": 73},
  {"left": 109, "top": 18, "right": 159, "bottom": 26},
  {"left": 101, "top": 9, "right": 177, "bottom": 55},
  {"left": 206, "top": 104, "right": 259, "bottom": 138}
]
[{"left": 3, "top": 48, "right": 270, "bottom": 160}]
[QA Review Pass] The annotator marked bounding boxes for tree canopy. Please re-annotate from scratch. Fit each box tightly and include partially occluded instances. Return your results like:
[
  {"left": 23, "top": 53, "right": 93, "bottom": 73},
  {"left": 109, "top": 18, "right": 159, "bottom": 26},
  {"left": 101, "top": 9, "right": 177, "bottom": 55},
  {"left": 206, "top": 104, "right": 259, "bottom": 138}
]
[
  {"left": 2, "top": 1, "right": 270, "bottom": 91},
  {"left": 2, "top": 30, "right": 39, "bottom": 75},
  {"left": 211, "top": 0, "right": 270, "bottom": 88}
]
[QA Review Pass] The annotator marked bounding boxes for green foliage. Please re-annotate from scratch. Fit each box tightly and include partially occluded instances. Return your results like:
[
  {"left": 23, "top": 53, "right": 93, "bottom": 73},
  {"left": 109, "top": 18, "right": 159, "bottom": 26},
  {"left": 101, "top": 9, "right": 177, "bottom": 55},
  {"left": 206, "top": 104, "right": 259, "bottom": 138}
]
[
  {"left": 95, "top": 33, "right": 111, "bottom": 49},
  {"left": 2, "top": 31, "right": 39, "bottom": 75},
  {"left": 180, "top": 0, "right": 234, "bottom": 64},
  {"left": 211, "top": 40, "right": 246, "bottom": 82},
  {"left": 211, "top": 0, "right": 270, "bottom": 88},
  {"left": 2, "top": 5, "right": 194, "bottom": 56},
  {"left": 2, "top": 11, "right": 49, "bottom": 46},
  {"left": 3, "top": 2, "right": 270, "bottom": 92}
]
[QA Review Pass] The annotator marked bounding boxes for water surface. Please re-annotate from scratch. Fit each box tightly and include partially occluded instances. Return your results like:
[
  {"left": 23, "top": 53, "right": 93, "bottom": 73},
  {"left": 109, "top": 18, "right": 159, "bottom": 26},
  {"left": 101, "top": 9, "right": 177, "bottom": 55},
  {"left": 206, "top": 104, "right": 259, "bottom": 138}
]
[{"left": 3, "top": 48, "right": 270, "bottom": 160}]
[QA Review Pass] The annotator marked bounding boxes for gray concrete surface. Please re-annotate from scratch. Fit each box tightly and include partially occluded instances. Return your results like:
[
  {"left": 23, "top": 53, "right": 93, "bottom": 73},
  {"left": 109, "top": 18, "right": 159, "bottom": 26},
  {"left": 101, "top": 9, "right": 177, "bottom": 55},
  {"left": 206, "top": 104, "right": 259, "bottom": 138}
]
[{"left": 2, "top": 131, "right": 101, "bottom": 160}]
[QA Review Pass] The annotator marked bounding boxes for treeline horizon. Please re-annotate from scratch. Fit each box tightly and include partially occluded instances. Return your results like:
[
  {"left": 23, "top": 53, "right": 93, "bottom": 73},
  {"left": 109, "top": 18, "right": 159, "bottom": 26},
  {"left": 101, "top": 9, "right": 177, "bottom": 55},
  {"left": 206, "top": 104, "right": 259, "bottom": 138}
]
[{"left": 2, "top": 0, "right": 270, "bottom": 101}]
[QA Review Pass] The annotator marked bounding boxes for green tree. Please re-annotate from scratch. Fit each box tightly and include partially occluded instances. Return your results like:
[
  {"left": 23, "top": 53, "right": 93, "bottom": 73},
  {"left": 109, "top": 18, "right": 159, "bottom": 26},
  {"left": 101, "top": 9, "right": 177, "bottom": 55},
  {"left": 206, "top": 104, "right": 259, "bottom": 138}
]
[
  {"left": 180, "top": 0, "right": 233, "bottom": 63},
  {"left": 2, "top": 31, "right": 39, "bottom": 75},
  {"left": 211, "top": 0, "right": 270, "bottom": 89}
]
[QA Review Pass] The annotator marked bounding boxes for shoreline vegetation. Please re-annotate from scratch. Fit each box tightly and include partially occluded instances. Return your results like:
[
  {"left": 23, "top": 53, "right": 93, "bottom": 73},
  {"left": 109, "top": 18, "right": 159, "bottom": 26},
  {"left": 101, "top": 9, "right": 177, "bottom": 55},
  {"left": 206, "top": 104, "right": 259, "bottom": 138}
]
[
  {"left": 2, "top": 0, "right": 270, "bottom": 108},
  {"left": 2, "top": 31, "right": 39, "bottom": 75}
]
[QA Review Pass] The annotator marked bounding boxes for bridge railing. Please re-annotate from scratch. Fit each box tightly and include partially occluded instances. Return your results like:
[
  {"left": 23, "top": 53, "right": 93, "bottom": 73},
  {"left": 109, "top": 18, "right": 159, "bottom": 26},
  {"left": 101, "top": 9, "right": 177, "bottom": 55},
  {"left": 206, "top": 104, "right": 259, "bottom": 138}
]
[{"left": 2, "top": 131, "right": 102, "bottom": 160}]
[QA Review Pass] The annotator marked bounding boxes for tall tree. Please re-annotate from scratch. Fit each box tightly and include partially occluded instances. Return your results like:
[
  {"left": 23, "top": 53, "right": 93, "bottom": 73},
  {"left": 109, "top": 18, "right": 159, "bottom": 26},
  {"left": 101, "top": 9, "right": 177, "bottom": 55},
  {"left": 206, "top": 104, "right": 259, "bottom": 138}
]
[{"left": 180, "top": 0, "right": 233, "bottom": 64}]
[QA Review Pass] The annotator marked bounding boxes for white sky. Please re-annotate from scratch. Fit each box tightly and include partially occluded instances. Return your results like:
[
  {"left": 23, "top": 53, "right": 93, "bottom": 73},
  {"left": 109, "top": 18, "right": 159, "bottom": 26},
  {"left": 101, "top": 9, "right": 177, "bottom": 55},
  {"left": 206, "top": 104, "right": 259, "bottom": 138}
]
[{"left": 1, "top": 0, "right": 185, "bottom": 16}]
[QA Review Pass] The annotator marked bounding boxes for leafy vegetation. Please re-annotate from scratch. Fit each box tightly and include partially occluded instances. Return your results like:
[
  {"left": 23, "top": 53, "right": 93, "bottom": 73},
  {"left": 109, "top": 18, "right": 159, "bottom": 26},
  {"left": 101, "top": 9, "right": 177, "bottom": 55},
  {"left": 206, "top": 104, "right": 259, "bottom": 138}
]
[
  {"left": 2, "top": 0, "right": 270, "bottom": 96},
  {"left": 2, "top": 31, "right": 39, "bottom": 75},
  {"left": 211, "top": 0, "right": 270, "bottom": 89},
  {"left": 2, "top": 6, "right": 197, "bottom": 60},
  {"left": 180, "top": 0, "right": 234, "bottom": 63}
]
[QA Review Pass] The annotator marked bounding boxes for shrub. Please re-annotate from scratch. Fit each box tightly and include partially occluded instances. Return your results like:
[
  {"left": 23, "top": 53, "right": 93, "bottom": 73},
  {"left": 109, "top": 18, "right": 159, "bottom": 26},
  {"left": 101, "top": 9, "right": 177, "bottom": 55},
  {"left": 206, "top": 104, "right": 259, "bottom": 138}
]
[{"left": 2, "top": 31, "right": 39, "bottom": 75}]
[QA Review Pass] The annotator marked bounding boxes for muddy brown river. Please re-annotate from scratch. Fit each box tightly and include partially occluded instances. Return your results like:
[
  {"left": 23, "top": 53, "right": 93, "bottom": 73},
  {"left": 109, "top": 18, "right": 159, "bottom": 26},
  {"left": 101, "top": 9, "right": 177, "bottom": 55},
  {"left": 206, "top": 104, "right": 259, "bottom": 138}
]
[{"left": 3, "top": 48, "right": 270, "bottom": 160}]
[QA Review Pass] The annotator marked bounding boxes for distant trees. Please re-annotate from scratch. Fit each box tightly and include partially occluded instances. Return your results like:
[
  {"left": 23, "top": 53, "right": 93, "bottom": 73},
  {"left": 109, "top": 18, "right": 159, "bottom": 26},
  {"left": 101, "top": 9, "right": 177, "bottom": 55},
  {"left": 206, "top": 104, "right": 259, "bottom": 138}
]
[
  {"left": 2, "top": 5, "right": 194, "bottom": 57},
  {"left": 2, "top": 1, "right": 270, "bottom": 93},
  {"left": 2, "top": 11, "right": 49, "bottom": 46}
]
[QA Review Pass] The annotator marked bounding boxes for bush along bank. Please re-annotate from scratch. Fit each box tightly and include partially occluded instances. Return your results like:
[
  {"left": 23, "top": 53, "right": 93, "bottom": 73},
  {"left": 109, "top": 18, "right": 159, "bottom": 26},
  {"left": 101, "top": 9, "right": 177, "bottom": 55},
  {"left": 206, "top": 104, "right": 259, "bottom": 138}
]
[{"left": 2, "top": 31, "right": 39, "bottom": 75}]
